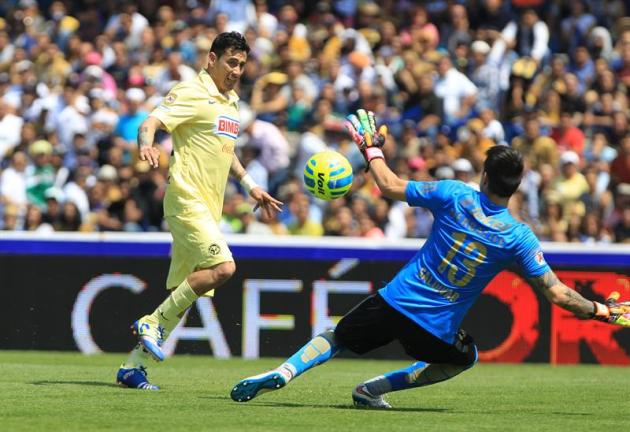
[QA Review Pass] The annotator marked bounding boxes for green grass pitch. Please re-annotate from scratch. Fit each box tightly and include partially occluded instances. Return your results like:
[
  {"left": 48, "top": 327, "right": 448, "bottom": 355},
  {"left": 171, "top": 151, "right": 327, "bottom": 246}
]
[{"left": 1, "top": 351, "right": 628, "bottom": 432}]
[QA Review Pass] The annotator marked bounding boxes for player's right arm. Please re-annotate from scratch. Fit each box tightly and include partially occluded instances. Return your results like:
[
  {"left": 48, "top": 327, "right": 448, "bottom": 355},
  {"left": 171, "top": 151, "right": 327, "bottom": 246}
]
[
  {"left": 138, "top": 116, "right": 166, "bottom": 168},
  {"left": 526, "top": 270, "right": 630, "bottom": 326},
  {"left": 140, "top": 81, "right": 198, "bottom": 169},
  {"left": 344, "top": 109, "right": 408, "bottom": 200},
  {"left": 368, "top": 158, "right": 408, "bottom": 201}
]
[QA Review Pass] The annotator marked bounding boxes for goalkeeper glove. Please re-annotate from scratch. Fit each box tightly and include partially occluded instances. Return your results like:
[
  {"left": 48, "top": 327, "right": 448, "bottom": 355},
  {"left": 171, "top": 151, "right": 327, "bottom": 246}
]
[
  {"left": 591, "top": 291, "right": 630, "bottom": 327},
  {"left": 344, "top": 109, "right": 388, "bottom": 171}
]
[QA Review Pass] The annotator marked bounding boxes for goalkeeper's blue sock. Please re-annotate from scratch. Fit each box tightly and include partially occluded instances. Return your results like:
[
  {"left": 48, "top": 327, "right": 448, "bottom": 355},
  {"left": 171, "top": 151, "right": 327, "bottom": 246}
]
[
  {"left": 364, "top": 361, "right": 426, "bottom": 395},
  {"left": 364, "top": 356, "right": 477, "bottom": 396},
  {"left": 278, "top": 329, "right": 341, "bottom": 381}
]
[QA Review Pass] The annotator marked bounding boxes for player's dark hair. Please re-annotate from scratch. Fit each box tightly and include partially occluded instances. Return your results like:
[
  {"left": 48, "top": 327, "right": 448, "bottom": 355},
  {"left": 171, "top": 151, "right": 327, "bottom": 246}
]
[
  {"left": 210, "top": 31, "right": 250, "bottom": 58},
  {"left": 483, "top": 146, "right": 524, "bottom": 197}
]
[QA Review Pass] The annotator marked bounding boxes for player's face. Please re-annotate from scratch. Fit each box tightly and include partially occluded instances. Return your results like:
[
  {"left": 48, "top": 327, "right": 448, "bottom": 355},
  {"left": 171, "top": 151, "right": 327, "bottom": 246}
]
[{"left": 208, "top": 48, "right": 247, "bottom": 93}]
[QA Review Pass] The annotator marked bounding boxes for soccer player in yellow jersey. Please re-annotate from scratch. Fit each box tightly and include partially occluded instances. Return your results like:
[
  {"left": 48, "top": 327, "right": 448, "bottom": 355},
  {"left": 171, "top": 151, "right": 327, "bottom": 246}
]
[{"left": 117, "top": 32, "right": 283, "bottom": 390}]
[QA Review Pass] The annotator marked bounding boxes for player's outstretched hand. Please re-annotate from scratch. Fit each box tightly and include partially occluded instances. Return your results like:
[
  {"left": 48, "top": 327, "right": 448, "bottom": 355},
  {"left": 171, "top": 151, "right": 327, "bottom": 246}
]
[
  {"left": 344, "top": 109, "right": 388, "bottom": 170},
  {"left": 249, "top": 187, "right": 283, "bottom": 219},
  {"left": 592, "top": 292, "right": 630, "bottom": 327},
  {"left": 139, "top": 145, "right": 161, "bottom": 169}
]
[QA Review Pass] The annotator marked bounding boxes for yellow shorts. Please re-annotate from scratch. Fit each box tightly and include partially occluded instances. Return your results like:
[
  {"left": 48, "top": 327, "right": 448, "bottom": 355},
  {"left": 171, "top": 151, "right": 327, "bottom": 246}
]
[{"left": 165, "top": 211, "right": 233, "bottom": 297}]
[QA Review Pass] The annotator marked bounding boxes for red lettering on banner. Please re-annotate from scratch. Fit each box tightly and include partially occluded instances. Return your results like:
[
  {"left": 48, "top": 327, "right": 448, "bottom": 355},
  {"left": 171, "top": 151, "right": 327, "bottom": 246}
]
[
  {"left": 478, "top": 272, "right": 539, "bottom": 363},
  {"left": 550, "top": 271, "right": 630, "bottom": 365}
]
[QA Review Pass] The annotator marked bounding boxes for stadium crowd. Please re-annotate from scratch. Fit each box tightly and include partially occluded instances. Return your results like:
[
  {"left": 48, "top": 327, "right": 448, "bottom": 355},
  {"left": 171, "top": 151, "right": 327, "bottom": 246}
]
[{"left": 0, "top": 0, "right": 629, "bottom": 243}]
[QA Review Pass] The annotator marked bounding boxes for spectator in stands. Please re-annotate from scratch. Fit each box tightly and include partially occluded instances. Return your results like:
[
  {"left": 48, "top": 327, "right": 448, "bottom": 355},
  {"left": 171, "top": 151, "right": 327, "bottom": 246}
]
[
  {"left": 240, "top": 104, "right": 289, "bottom": 194},
  {"left": 614, "top": 204, "right": 630, "bottom": 243},
  {"left": 287, "top": 192, "right": 324, "bottom": 236},
  {"left": 403, "top": 73, "right": 442, "bottom": 137},
  {"left": 42, "top": 187, "right": 64, "bottom": 230},
  {"left": 560, "top": 1, "right": 596, "bottom": 55},
  {"left": 556, "top": 151, "right": 589, "bottom": 224},
  {"left": 611, "top": 134, "right": 630, "bottom": 187},
  {"left": 250, "top": 71, "right": 289, "bottom": 124},
  {"left": 25, "top": 139, "right": 55, "bottom": 209},
  {"left": 433, "top": 55, "right": 477, "bottom": 128},
  {"left": 496, "top": 7, "right": 550, "bottom": 67},
  {"left": 551, "top": 111, "right": 586, "bottom": 156},
  {"left": 1, "top": 202, "right": 19, "bottom": 230},
  {"left": 569, "top": 45, "right": 596, "bottom": 95},
  {"left": 469, "top": 40, "right": 502, "bottom": 113},
  {"left": 0, "top": 99, "right": 24, "bottom": 159},
  {"left": 472, "top": 0, "right": 513, "bottom": 42},
  {"left": 0, "top": 151, "right": 28, "bottom": 214},
  {"left": 114, "top": 88, "right": 148, "bottom": 144}
]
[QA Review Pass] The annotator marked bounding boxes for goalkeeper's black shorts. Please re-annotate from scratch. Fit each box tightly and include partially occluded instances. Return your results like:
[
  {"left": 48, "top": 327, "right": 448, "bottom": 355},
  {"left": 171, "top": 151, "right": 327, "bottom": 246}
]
[{"left": 334, "top": 293, "right": 477, "bottom": 366}]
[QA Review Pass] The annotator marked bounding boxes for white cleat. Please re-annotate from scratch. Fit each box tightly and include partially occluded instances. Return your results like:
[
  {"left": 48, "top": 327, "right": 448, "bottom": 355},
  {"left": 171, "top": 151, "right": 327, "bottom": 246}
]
[{"left": 352, "top": 384, "right": 392, "bottom": 409}]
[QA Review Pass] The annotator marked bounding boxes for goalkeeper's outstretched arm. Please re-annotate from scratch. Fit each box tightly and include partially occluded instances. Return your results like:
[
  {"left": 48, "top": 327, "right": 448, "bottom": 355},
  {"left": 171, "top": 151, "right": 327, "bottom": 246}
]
[
  {"left": 527, "top": 269, "right": 630, "bottom": 326},
  {"left": 527, "top": 270, "right": 594, "bottom": 318},
  {"left": 368, "top": 158, "right": 408, "bottom": 201}
]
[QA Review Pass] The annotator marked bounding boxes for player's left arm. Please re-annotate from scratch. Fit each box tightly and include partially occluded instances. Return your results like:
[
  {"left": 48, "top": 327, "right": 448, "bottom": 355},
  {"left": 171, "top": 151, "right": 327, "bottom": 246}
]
[
  {"left": 230, "top": 155, "right": 283, "bottom": 216},
  {"left": 527, "top": 270, "right": 630, "bottom": 326}
]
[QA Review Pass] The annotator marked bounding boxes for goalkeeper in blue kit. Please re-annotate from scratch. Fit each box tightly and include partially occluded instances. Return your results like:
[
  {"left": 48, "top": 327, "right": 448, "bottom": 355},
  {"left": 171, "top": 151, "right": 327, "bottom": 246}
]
[{"left": 230, "top": 110, "right": 630, "bottom": 408}]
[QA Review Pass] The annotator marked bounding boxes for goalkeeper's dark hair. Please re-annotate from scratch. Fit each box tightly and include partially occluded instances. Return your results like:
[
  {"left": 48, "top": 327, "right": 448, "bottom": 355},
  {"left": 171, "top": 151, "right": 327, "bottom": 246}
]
[
  {"left": 210, "top": 31, "right": 250, "bottom": 58},
  {"left": 483, "top": 146, "right": 524, "bottom": 197}
]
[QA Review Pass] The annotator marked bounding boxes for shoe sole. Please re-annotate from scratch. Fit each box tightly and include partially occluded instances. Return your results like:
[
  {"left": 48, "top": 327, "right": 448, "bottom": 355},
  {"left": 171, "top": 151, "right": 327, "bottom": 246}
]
[
  {"left": 230, "top": 373, "right": 285, "bottom": 402},
  {"left": 116, "top": 380, "right": 160, "bottom": 390},
  {"left": 131, "top": 322, "right": 165, "bottom": 362}
]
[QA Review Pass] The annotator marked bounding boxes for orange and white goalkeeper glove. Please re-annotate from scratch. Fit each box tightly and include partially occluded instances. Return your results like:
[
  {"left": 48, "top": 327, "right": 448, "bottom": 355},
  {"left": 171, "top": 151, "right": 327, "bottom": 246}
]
[
  {"left": 592, "top": 292, "right": 630, "bottom": 327},
  {"left": 344, "top": 109, "right": 388, "bottom": 171}
]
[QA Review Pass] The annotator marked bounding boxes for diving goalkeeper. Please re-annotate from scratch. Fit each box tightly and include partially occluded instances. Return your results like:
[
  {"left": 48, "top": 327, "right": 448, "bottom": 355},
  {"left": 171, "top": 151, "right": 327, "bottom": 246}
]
[{"left": 230, "top": 109, "right": 630, "bottom": 408}]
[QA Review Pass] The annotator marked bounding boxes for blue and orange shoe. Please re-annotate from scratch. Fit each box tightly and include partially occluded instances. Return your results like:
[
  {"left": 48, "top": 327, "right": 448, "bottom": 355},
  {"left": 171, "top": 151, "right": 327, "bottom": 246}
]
[
  {"left": 116, "top": 366, "right": 159, "bottom": 390},
  {"left": 230, "top": 369, "right": 290, "bottom": 402},
  {"left": 132, "top": 315, "right": 165, "bottom": 362}
]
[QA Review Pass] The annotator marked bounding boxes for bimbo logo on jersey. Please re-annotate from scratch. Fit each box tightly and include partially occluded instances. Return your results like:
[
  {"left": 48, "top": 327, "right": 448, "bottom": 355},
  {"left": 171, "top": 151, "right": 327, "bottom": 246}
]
[{"left": 216, "top": 116, "right": 240, "bottom": 140}]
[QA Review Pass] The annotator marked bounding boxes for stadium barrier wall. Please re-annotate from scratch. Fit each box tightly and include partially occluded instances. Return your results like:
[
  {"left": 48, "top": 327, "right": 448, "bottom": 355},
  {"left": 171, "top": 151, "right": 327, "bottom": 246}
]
[{"left": 1, "top": 232, "right": 629, "bottom": 365}]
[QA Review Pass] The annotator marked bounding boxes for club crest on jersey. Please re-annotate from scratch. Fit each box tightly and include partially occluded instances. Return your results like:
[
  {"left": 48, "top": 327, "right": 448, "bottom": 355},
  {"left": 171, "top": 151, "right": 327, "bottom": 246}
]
[
  {"left": 216, "top": 116, "right": 240, "bottom": 140},
  {"left": 535, "top": 250, "right": 545, "bottom": 265}
]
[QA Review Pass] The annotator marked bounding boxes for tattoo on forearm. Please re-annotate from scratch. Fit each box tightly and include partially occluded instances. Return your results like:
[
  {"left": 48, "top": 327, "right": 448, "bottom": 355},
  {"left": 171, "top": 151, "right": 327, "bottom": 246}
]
[
  {"left": 559, "top": 288, "right": 594, "bottom": 318},
  {"left": 138, "top": 126, "right": 151, "bottom": 148},
  {"left": 528, "top": 271, "right": 593, "bottom": 318},
  {"left": 528, "top": 271, "right": 560, "bottom": 292}
]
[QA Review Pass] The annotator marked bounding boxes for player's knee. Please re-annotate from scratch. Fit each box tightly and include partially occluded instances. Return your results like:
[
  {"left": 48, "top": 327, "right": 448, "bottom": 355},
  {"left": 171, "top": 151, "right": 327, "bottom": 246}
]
[
  {"left": 319, "top": 328, "right": 337, "bottom": 345},
  {"left": 465, "top": 344, "right": 478, "bottom": 369},
  {"left": 213, "top": 261, "right": 236, "bottom": 284},
  {"left": 454, "top": 330, "right": 478, "bottom": 368},
  {"left": 333, "top": 320, "right": 351, "bottom": 348}
]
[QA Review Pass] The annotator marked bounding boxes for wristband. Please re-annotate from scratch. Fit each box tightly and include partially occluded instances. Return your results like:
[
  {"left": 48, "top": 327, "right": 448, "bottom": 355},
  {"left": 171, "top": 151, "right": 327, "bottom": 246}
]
[
  {"left": 365, "top": 147, "right": 384, "bottom": 162},
  {"left": 591, "top": 301, "right": 609, "bottom": 320},
  {"left": 240, "top": 173, "right": 259, "bottom": 194}
]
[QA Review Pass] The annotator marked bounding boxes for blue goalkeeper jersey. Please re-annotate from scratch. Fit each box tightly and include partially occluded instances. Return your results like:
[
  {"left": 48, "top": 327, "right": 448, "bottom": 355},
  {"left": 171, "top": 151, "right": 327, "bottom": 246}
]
[{"left": 379, "top": 180, "right": 550, "bottom": 344}]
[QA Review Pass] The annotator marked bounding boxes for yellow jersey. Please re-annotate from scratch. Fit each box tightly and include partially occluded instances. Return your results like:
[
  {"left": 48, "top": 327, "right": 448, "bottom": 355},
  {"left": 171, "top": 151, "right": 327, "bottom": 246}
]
[{"left": 151, "top": 69, "right": 240, "bottom": 222}]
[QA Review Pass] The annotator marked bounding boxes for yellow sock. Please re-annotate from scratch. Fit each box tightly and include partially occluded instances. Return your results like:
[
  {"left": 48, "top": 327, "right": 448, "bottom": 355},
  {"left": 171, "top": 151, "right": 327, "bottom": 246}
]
[
  {"left": 150, "top": 279, "right": 198, "bottom": 332},
  {"left": 122, "top": 343, "right": 151, "bottom": 369}
]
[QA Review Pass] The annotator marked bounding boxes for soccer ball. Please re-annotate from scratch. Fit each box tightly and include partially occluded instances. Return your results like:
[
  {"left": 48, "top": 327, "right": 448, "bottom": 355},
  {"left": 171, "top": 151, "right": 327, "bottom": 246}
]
[{"left": 303, "top": 151, "right": 353, "bottom": 201}]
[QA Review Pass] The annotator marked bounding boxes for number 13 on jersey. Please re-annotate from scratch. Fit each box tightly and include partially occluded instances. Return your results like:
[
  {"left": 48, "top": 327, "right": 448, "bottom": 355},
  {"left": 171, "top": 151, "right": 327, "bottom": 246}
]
[{"left": 438, "top": 232, "right": 487, "bottom": 287}]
